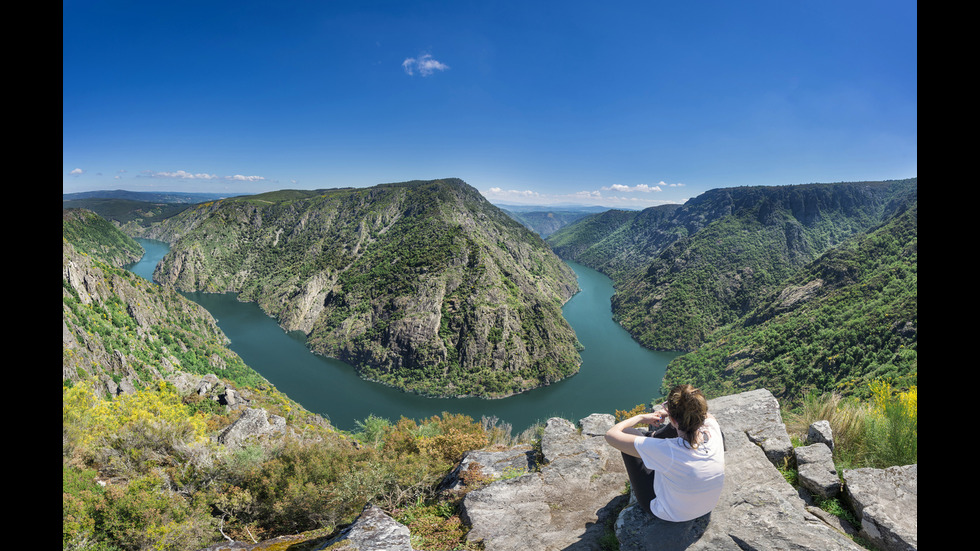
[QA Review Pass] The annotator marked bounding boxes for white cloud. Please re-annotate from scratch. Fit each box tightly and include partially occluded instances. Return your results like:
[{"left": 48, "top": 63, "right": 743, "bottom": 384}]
[
  {"left": 148, "top": 170, "right": 219, "bottom": 180},
  {"left": 488, "top": 187, "right": 540, "bottom": 198},
  {"left": 601, "top": 183, "right": 663, "bottom": 193},
  {"left": 143, "top": 170, "right": 265, "bottom": 182},
  {"left": 402, "top": 54, "right": 449, "bottom": 76},
  {"left": 481, "top": 183, "right": 683, "bottom": 209},
  {"left": 70, "top": 168, "right": 84, "bottom": 175}
]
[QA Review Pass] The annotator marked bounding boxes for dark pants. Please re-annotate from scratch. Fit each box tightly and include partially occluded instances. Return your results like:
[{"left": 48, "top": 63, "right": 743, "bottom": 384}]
[{"left": 621, "top": 422, "right": 678, "bottom": 516}]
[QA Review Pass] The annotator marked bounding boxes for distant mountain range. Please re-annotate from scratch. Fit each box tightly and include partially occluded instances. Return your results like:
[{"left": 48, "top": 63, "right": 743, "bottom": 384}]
[{"left": 63, "top": 189, "right": 241, "bottom": 203}]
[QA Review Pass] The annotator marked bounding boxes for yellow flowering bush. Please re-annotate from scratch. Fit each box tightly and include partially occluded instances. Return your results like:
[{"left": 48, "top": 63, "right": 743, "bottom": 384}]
[
  {"left": 864, "top": 380, "right": 917, "bottom": 467},
  {"left": 64, "top": 380, "right": 208, "bottom": 474}
]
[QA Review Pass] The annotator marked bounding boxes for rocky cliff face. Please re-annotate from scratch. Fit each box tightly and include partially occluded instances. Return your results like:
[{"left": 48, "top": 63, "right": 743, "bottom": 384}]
[
  {"left": 62, "top": 217, "right": 266, "bottom": 393},
  {"left": 145, "top": 179, "right": 582, "bottom": 398}
]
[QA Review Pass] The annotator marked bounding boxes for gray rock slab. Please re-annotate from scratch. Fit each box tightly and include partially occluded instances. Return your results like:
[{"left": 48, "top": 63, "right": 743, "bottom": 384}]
[
  {"left": 315, "top": 504, "right": 414, "bottom": 551},
  {"left": 807, "top": 419, "right": 835, "bottom": 451},
  {"left": 843, "top": 464, "right": 917, "bottom": 551},
  {"left": 708, "top": 388, "right": 794, "bottom": 465},
  {"left": 796, "top": 443, "right": 841, "bottom": 499},
  {"left": 461, "top": 414, "right": 627, "bottom": 551},
  {"left": 217, "top": 408, "right": 288, "bottom": 448},
  {"left": 442, "top": 445, "right": 537, "bottom": 492}
]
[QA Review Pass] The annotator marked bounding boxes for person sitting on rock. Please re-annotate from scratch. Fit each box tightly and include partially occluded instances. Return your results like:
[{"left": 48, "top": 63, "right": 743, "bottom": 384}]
[{"left": 604, "top": 384, "right": 725, "bottom": 522}]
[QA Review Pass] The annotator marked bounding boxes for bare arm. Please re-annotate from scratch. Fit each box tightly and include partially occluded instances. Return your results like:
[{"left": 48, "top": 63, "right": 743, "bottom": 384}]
[{"left": 604, "top": 411, "right": 667, "bottom": 457}]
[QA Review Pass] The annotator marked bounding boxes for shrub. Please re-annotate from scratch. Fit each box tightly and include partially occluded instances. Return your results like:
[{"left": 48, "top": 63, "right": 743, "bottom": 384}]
[
  {"left": 789, "top": 391, "right": 869, "bottom": 469},
  {"left": 785, "top": 380, "right": 917, "bottom": 470},
  {"left": 863, "top": 381, "right": 917, "bottom": 468},
  {"left": 63, "top": 466, "right": 105, "bottom": 550},
  {"left": 97, "top": 473, "right": 217, "bottom": 550},
  {"left": 63, "top": 380, "right": 211, "bottom": 478}
]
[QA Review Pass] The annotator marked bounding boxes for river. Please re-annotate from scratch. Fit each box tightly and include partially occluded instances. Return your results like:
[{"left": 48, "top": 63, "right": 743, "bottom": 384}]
[{"left": 127, "top": 238, "right": 678, "bottom": 433}]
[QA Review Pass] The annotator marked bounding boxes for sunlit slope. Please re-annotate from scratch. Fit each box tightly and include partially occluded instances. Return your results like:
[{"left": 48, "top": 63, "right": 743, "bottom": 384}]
[
  {"left": 149, "top": 178, "right": 582, "bottom": 398},
  {"left": 663, "top": 200, "right": 917, "bottom": 400},
  {"left": 548, "top": 179, "right": 916, "bottom": 352}
]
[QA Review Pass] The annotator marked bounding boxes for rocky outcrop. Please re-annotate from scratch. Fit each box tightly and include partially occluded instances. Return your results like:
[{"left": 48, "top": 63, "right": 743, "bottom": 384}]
[
  {"left": 460, "top": 413, "right": 628, "bottom": 550},
  {"left": 315, "top": 505, "right": 414, "bottom": 551},
  {"left": 217, "top": 408, "right": 289, "bottom": 448},
  {"left": 442, "top": 388, "right": 915, "bottom": 551},
  {"left": 843, "top": 465, "right": 917, "bottom": 551},
  {"left": 796, "top": 442, "right": 841, "bottom": 499},
  {"left": 62, "top": 238, "right": 240, "bottom": 388}
]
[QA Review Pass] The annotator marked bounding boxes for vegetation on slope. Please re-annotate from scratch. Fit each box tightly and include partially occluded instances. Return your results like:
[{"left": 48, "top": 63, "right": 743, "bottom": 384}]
[
  {"left": 548, "top": 180, "right": 916, "bottom": 353},
  {"left": 63, "top": 373, "right": 514, "bottom": 550},
  {"left": 63, "top": 237, "right": 265, "bottom": 391},
  {"left": 63, "top": 207, "right": 512, "bottom": 550},
  {"left": 662, "top": 201, "right": 917, "bottom": 402},
  {"left": 147, "top": 178, "right": 582, "bottom": 398},
  {"left": 63, "top": 208, "right": 145, "bottom": 267}
]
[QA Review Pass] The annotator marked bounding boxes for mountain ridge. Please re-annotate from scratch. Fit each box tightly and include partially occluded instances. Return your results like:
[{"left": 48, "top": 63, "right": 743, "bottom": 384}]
[
  {"left": 547, "top": 179, "right": 916, "bottom": 351},
  {"left": 139, "top": 178, "right": 582, "bottom": 398}
]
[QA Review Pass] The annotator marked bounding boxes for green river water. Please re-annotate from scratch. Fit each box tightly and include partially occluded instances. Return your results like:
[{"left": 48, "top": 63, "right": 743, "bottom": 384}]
[{"left": 127, "top": 238, "right": 678, "bottom": 433}]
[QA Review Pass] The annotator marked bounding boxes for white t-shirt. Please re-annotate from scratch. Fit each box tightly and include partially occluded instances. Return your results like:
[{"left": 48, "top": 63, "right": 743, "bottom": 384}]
[{"left": 633, "top": 417, "right": 725, "bottom": 522}]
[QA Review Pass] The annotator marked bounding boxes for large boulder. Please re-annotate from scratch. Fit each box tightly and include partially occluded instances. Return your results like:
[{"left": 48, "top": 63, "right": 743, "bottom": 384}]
[
  {"left": 709, "top": 388, "right": 794, "bottom": 464},
  {"left": 315, "top": 504, "right": 414, "bottom": 551},
  {"left": 843, "top": 464, "right": 917, "bottom": 551},
  {"left": 217, "top": 408, "right": 288, "bottom": 448},
  {"left": 460, "top": 413, "right": 628, "bottom": 550}
]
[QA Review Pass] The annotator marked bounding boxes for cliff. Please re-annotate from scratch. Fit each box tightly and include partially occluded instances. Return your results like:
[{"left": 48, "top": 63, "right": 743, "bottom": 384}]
[{"left": 143, "top": 178, "right": 582, "bottom": 398}]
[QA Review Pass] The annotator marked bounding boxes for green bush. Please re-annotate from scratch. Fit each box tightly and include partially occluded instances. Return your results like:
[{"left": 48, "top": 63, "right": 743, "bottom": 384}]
[{"left": 863, "top": 381, "right": 917, "bottom": 468}]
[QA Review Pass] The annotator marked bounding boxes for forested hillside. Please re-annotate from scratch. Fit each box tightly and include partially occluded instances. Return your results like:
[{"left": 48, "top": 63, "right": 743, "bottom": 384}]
[
  {"left": 663, "top": 201, "right": 917, "bottom": 400},
  {"left": 139, "top": 178, "right": 582, "bottom": 398},
  {"left": 546, "top": 179, "right": 917, "bottom": 401},
  {"left": 63, "top": 208, "right": 145, "bottom": 268}
]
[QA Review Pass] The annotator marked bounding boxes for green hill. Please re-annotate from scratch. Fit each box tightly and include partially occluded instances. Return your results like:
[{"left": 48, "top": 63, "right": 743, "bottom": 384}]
[
  {"left": 62, "top": 208, "right": 145, "bottom": 267},
  {"left": 548, "top": 180, "right": 916, "bottom": 352},
  {"left": 662, "top": 200, "right": 917, "bottom": 401},
  {"left": 143, "top": 178, "right": 582, "bottom": 398}
]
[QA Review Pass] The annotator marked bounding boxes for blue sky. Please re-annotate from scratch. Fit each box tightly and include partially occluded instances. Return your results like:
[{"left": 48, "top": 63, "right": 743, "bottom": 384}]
[{"left": 63, "top": 1, "right": 916, "bottom": 208}]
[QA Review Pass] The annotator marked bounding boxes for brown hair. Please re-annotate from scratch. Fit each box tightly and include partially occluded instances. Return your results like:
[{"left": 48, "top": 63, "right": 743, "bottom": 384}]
[{"left": 665, "top": 384, "right": 709, "bottom": 449}]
